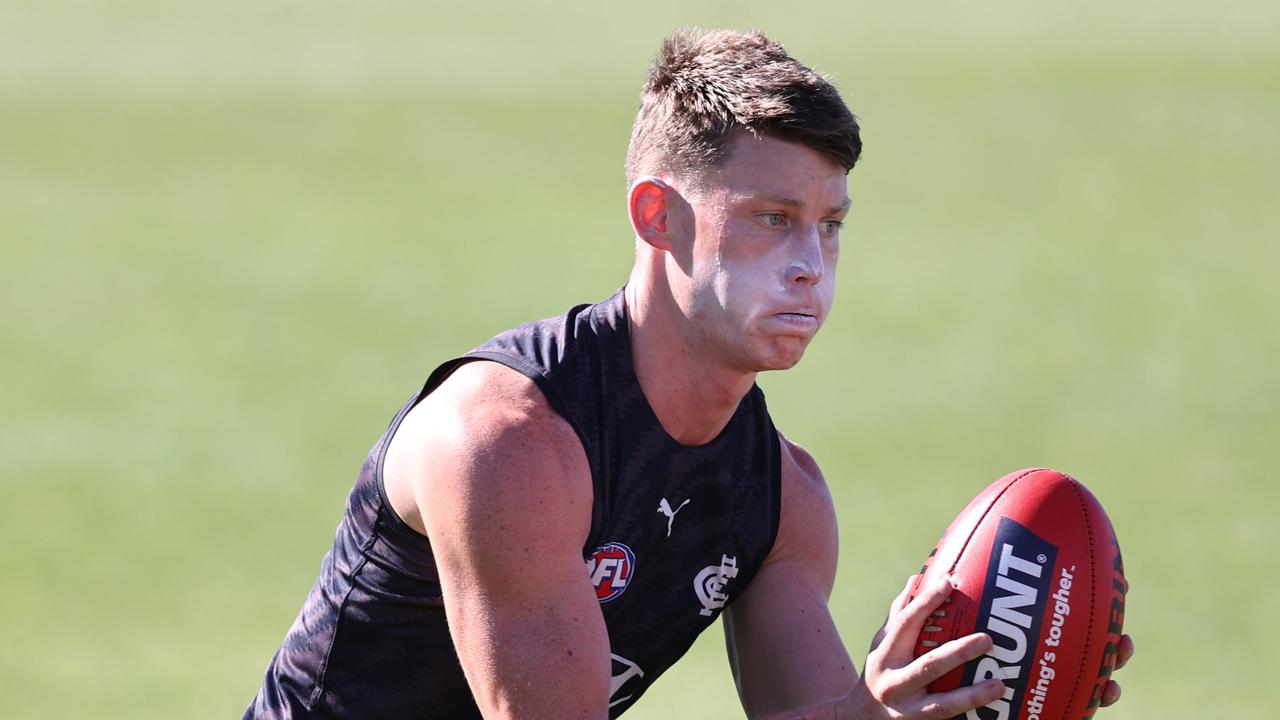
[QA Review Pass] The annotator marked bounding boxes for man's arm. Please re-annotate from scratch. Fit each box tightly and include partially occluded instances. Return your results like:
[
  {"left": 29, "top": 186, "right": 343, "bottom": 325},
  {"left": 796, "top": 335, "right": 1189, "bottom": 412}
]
[
  {"left": 382, "top": 361, "right": 610, "bottom": 719},
  {"left": 724, "top": 436, "right": 1004, "bottom": 719},
  {"left": 723, "top": 436, "right": 857, "bottom": 714}
]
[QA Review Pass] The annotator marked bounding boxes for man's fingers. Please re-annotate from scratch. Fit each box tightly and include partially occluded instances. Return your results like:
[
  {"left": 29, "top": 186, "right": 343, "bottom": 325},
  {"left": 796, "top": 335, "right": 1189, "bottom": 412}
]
[
  {"left": 889, "top": 633, "right": 994, "bottom": 694},
  {"left": 871, "top": 575, "right": 922, "bottom": 653},
  {"left": 880, "top": 576, "right": 953, "bottom": 662},
  {"left": 1099, "top": 635, "right": 1131, "bottom": 707},
  {"left": 1101, "top": 679, "right": 1122, "bottom": 706},
  {"left": 915, "top": 678, "right": 1006, "bottom": 719},
  {"left": 1115, "top": 633, "right": 1135, "bottom": 671},
  {"left": 892, "top": 574, "right": 920, "bottom": 614}
]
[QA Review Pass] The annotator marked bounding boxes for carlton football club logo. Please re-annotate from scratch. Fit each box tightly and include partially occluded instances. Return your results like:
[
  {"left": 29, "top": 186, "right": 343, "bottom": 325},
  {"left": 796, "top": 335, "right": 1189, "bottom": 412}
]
[
  {"left": 695, "top": 554, "right": 739, "bottom": 616},
  {"left": 586, "top": 542, "right": 635, "bottom": 602}
]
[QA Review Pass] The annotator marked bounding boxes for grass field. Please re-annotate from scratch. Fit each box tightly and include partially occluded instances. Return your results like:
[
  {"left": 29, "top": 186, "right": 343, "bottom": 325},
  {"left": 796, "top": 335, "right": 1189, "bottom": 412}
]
[{"left": 2, "top": 1, "right": 1277, "bottom": 717}]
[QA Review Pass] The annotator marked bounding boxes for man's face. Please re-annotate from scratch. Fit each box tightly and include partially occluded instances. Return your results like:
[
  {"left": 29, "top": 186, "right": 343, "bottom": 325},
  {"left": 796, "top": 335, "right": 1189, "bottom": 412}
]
[{"left": 673, "top": 132, "right": 850, "bottom": 373}]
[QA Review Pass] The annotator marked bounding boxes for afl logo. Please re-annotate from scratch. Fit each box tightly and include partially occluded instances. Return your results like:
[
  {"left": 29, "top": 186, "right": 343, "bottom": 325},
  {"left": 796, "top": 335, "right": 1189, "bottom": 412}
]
[{"left": 586, "top": 542, "right": 635, "bottom": 603}]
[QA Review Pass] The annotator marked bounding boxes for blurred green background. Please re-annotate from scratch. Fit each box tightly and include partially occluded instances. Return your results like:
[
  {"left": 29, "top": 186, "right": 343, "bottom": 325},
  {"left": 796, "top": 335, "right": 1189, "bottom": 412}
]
[{"left": 3, "top": 1, "right": 1276, "bottom": 717}]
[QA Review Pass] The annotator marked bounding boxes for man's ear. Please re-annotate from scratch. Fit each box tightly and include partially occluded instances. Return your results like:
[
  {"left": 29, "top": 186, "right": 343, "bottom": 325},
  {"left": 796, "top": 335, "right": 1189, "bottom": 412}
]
[{"left": 628, "top": 177, "right": 676, "bottom": 252}]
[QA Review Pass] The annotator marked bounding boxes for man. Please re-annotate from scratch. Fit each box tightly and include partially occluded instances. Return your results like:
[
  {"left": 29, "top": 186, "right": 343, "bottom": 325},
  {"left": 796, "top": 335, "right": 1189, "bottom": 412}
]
[{"left": 245, "top": 29, "right": 1132, "bottom": 719}]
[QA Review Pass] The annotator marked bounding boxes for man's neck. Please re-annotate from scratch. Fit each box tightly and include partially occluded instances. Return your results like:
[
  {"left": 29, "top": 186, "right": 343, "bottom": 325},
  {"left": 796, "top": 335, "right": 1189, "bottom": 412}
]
[{"left": 624, "top": 276, "right": 757, "bottom": 447}]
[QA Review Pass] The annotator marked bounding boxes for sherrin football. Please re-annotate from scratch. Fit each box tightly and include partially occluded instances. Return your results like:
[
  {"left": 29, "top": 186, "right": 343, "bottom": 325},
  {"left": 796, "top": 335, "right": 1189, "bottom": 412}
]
[{"left": 911, "top": 468, "right": 1127, "bottom": 720}]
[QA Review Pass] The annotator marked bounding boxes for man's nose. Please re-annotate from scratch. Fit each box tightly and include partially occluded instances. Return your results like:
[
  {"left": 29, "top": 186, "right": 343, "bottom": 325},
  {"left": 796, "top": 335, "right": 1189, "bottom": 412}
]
[{"left": 785, "top": 227, "right": 825, "bottom": 285}]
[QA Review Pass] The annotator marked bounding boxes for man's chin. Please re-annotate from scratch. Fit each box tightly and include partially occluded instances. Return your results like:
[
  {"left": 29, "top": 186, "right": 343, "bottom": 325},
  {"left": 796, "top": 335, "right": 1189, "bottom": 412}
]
[{"left": 752, "top": 339, "right": 810, "bottom": 372}]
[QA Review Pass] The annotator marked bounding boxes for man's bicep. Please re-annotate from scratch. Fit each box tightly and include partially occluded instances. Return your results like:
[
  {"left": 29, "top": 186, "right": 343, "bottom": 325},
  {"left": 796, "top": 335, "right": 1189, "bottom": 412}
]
[{"left": 406, "top": 363, "right": 610, "bottom": 719}]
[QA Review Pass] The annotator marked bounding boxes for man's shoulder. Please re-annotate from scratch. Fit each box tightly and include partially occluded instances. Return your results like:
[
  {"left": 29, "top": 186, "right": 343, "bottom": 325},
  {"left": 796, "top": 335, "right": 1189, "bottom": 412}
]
[
  {"left": 768, "top": 432, "right": 839, "bottom": 580},
  {"left": 430, "top": 360, "right": 562, "bottom": 423},
  {"left": 777, "top": 432, "right": 833, "bottom": 505},
  {"left": 383, "top": 360, "right": 593, "bottom": 536},
  {"left": 408, "top": 360, "right": 586, "bottom": 467}
]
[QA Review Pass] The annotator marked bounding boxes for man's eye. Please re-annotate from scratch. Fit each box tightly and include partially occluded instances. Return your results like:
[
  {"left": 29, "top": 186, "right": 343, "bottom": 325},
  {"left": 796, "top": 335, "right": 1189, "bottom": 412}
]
[
  {"left": 822, "top": 220, "right": 844, "bottom": 234},
  {"left": 760, "top": 213, "right": 786, "bottom": 227}
]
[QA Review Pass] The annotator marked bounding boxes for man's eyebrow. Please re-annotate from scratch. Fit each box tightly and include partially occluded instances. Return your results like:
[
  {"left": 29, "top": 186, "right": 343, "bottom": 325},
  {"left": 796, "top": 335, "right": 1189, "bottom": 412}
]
[
  {"left": 736, "top": 191, "right": 852, "bottom": 215},
  {"left": 736, "top": 191, "right": 805, "bottom": 207}
]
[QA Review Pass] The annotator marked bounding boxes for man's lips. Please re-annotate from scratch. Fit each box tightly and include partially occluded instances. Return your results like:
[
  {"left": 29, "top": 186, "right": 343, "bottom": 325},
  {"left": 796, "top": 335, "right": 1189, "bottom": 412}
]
[{"left": 767, "top": 311, "right": 820, "bottom": 330}]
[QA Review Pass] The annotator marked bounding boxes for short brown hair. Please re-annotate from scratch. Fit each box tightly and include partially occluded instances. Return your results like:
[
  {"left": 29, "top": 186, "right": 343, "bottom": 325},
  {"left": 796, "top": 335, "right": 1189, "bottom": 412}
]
[{"left": 624, "top": 29, "right": 861, "bottom": 187}]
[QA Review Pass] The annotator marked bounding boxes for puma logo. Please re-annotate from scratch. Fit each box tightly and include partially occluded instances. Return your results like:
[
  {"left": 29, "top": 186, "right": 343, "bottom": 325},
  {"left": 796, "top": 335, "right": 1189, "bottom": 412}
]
[{"left": 656, "top": 497, "right": 691, "bottom": 538}]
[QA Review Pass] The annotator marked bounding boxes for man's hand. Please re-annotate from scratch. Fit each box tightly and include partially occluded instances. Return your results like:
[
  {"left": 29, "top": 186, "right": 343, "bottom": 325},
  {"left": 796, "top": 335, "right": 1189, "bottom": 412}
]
[
  {"left": 845, "top": 576, "right": 1135, "bottom": 719},
  {"left": 845, "top": 576, "right": 1005, "bottom": 719}
]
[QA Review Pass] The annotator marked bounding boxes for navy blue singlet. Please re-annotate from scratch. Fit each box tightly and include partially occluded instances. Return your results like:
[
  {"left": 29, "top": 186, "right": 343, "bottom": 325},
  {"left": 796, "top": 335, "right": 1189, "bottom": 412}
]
[{"left": 244, "top": 288, "right": 782, "bottom": 718}]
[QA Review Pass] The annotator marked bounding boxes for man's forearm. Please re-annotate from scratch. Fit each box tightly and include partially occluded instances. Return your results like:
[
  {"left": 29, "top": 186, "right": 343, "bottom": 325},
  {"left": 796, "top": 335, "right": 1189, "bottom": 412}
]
[{"left": 753, "top": 692, "right": 852, "bottom": 720}]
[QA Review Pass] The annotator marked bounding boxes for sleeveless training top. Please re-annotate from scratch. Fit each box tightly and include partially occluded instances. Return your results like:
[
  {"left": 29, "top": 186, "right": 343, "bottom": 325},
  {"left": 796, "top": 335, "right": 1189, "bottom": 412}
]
[{"left": 244, "top": 288, "right": 782, "bottom": 718}]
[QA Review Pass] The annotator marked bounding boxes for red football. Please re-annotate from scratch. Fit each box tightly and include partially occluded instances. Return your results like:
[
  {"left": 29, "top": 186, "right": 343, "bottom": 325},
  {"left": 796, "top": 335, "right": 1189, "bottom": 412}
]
[{"left": 911, "top": 468, "right": 1127, "bottom": 720}]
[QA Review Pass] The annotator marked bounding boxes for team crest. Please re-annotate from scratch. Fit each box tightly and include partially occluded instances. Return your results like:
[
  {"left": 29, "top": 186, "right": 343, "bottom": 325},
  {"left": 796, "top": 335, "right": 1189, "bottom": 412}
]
[
  {"left": 586, "top": 542, "right": 635, "bottom": 602},
  {"left": 695, "top": 554, "right": 739, "bottom": 616}
]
